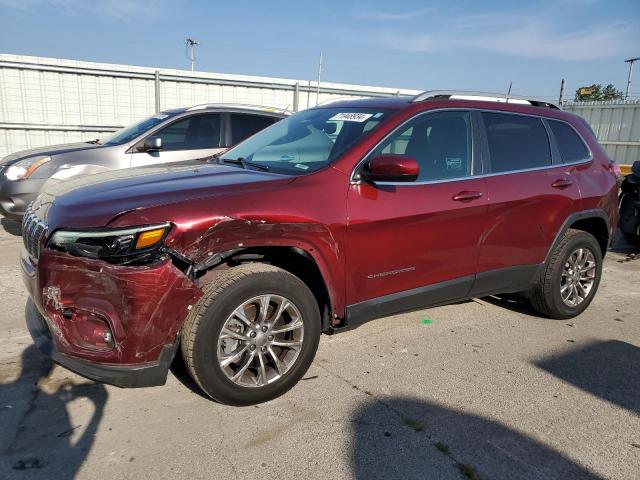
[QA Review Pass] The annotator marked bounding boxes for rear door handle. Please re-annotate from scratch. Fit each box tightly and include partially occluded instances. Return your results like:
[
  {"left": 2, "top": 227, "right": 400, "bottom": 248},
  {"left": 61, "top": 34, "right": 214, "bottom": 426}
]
[
  {"left": 551, "top": 178, "right": 573, "bottom": 188},
  {"left": 452, "top": 190, "right": 483, "bottom": 202}
]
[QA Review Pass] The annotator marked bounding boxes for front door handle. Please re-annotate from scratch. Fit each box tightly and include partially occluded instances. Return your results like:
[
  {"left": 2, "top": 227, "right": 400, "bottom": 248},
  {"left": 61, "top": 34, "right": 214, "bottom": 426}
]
[
  {"left": 551, "top": 178, "right": 573, "bottom": 188},
  {"left": 452, "top": 190, "right": 483, "bottom": 202}
]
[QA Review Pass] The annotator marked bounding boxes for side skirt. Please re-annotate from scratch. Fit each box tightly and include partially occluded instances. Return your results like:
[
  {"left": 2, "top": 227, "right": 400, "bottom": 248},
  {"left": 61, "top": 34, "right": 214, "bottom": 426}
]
[{"left": 341, "top": 264, "right": 543, "bottom": 331}]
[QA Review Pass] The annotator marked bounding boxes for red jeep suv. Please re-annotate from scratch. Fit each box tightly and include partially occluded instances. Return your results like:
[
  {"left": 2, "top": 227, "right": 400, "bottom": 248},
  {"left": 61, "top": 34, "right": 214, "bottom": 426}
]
[{"left": 22, "top": 91, "right": 619, "bottom": 405}]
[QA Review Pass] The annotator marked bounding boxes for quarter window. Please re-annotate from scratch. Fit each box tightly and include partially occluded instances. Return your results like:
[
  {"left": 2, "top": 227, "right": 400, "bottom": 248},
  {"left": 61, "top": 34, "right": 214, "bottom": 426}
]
[
  {"left": 482, "top": 112, "right": 551, "bottom": 173},
  {"left": 154, "top": 114, "right": 222, "bottom": 151},
  {"left": 372, "top": 111, "right": 472, "bottom": 182},
  {"left": 548, "top": 120, "right": 589, "bottom": 163}
]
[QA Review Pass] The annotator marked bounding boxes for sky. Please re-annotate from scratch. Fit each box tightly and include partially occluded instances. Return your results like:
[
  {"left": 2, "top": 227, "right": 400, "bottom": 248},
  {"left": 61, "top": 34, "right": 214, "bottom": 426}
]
[{"left": 1, "top": 0, "right": 639, "bottom": 101}]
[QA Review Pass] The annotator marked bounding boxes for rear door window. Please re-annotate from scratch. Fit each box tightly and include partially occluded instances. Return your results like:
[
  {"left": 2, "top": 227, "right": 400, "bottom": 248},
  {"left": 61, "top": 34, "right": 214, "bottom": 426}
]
[
  {"left": 230, "top": 114, "right": 278, "bottom": 145},
  {"left": 154, "top": 113, "right": 222, "bottom": 151},
  {"left": 482, "top": 112, "right": 551, "bottom": 173},
  {"left": 548, "top": 120, "right": 590, "bottom": 163}
]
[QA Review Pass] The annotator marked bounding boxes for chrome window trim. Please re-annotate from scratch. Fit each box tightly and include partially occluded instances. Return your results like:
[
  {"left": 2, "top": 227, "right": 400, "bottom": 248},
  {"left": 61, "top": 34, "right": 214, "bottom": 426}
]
[
  {"left": 373, "top": 159, "right": 592, "bottom": 186},
  {"left": 350, "top": 107, "right": 593, "bottom": 187}
]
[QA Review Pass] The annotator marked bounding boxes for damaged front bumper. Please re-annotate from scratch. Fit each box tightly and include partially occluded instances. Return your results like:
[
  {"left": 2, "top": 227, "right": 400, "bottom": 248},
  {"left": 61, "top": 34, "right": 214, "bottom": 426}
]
[
  {"left": 21, "top": 248, "right": 202, "bottom": 388},
  {"left": 25, "top": 298, "right": 180, "bottom": 387}
]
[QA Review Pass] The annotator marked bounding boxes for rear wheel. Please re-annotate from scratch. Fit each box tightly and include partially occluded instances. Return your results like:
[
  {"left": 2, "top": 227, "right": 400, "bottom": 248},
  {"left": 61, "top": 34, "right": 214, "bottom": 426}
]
[
  {"left": 530, "top": 229, "right": 602, "bottom": 319},
  {"left": 181, "top": 263, "right": 321, "bottom": 406}
]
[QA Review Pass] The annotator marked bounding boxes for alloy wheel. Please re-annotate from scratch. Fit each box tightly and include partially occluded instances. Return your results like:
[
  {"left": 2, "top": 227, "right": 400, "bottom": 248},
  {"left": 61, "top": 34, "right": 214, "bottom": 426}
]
[
  {"left": 216, "top": 294, "right": 304, "bottom": 388},
  {"left": 560, "top": 247, "right": 597, "bottom": 307}
]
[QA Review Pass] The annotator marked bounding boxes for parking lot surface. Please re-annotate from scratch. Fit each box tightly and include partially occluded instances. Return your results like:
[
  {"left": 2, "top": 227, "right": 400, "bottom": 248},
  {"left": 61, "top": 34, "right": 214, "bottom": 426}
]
[{"left": 0, "top": 218, "right": 638, "bottom": 480}]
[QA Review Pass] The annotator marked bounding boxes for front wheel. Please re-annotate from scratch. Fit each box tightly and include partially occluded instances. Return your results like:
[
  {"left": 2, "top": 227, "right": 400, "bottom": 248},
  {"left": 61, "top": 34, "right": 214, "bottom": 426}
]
[
  {"left": 181, "top": 263, "right": 321, "bottom": 406},
  {"left": 530, "top": 229, "right": 603, "bottom": 319}
]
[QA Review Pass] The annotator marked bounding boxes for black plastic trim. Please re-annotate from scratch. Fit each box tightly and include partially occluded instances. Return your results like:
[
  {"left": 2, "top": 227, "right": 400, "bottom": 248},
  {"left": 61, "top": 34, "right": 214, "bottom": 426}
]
[
  {"left": 544, "top": 209, "right": 611, "bottom": 262},
  {"left": 469, "top": 264, "right": 542, "bottom": 298},
  {"left": 344, "top": 274, "right": 474, "bottom": 328},
  {"left": 26, "top": 299, "right": 177, "bottom": 388}
]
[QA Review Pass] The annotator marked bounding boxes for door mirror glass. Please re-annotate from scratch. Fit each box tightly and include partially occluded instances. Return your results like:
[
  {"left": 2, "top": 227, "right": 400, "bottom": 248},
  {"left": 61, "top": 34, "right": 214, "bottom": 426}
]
[
  {"left": 143, "top": 136, "right": 163, "bottom": 151},
  {"left": 363, "top": 154, "right": 419, "bottom": 182}
]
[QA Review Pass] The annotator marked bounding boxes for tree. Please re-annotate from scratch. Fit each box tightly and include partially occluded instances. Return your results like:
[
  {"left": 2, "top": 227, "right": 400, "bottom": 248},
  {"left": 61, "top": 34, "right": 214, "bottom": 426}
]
[{"left": 574, "top": 83, "right": 624, "bottom": 102}]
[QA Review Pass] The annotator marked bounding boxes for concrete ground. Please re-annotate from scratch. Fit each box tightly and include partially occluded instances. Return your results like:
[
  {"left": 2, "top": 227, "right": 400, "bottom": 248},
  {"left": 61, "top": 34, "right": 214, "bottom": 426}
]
[{"left": 0, "top": 218, "right": 638, "bottom": 480}]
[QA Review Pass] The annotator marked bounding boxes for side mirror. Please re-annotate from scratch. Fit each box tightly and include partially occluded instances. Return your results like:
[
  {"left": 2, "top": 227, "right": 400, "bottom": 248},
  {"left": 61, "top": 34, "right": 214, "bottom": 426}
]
[
  {"left": 143, "top": 136, "right": 163, "bottom": 151},
  {"left": 362, "top": 154, "right": 419, "bottom": 182}
]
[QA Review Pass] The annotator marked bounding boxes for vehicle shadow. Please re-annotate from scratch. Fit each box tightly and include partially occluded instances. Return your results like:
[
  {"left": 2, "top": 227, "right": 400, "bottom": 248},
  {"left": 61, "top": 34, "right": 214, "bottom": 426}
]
[
  {"left": 351, "top": 397, "right": 605, "bottom": 480},
  {"left": 1, "top": 217, "right": 21, "bottom": 237},
  {"left": 534, "top": 339, "right": 640, "bottom": 415},
  {"left": 169, "top": 353, "right": 210, "bottom": 400},
  {"left": 480, "top": 293, "right": 540, "bottom": 317},
  {"left": 0, "top": 345, "right": 108, "bottom": 479}
]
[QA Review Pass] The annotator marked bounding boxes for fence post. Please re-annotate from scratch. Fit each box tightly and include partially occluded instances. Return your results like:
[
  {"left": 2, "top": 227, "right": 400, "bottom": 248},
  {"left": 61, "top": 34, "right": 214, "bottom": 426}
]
[
  {"left": 154, "top": 70, "right": 161, "bottom": 113},
  {"left": 293, "top": 82, "right": 300, "bottom": 112}
]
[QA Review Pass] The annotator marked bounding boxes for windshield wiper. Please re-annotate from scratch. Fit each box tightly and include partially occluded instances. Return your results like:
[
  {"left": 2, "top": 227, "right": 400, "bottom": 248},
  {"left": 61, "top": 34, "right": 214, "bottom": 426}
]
[
  {"left": 218, "top": 157, "right": 270, "bottom": 171},
  {"left": 86, "top": 138, "right": 101, "bottom": 144}
]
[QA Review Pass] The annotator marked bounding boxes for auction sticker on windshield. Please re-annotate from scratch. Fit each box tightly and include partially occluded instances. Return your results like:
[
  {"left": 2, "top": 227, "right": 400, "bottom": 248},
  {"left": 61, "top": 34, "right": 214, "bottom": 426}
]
[{"left": 329, "top": 112, "right": 373, "bottom": 122}]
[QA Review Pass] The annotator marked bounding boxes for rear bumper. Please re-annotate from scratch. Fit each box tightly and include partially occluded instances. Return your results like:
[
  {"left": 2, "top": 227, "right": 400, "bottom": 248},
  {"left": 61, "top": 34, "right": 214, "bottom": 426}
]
[
  {"left": 26, "top": 299, "right": 179, "bottom": 387},
  {"left": 0, "top": 177, "right": 45, "bottom": 220}
]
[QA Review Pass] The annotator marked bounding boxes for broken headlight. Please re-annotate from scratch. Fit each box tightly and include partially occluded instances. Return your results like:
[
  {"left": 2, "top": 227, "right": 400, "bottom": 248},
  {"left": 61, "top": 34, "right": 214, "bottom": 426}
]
[{"left": 48, "top": 223, "right": 170, "bottom": 261}]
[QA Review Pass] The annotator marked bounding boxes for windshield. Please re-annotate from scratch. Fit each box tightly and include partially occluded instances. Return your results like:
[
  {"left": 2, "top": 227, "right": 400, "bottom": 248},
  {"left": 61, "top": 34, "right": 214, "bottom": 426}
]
[
  {"left": 102, "top": 112, "right": 179, "bottom": 145},
  {"left": 220, "top": 107, "right": 390, "bottom": 174}
]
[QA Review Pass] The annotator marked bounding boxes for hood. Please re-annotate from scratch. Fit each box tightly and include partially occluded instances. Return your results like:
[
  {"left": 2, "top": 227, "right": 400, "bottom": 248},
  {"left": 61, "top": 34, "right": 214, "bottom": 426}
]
[
  {"left": 36, "top": 162, "right": 292, "bottom": 229},
  {"left": 0, "top": 142, "right": 105, "bottom": 165}
]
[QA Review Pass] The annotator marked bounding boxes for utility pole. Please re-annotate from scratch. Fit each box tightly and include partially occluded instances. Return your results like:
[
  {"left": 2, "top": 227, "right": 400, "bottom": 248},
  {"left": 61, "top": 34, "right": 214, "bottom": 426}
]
[
  {"left": 558, "top": 78, "right": 565, "bottom": 105},
  {"left": 186, "top": 38, "right": 199, "bottom": 72},
  {"left": 625, "top": 57, "right": 640, "bottom": 100},
  {"left": 316, "top": 52, "right": 323, "bottom": 105}
]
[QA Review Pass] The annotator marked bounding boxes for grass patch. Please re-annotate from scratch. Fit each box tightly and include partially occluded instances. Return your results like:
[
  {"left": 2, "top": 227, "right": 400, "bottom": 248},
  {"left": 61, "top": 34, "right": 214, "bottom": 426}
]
[
  {"left": 458, "top": 463, "right": 481, "bottom": 480},
  {"left": 402, "top": 417, "right": 424, "bottom": 432},
  {"left": 435, "top": 441, "right": 449, "bottom": 454}
]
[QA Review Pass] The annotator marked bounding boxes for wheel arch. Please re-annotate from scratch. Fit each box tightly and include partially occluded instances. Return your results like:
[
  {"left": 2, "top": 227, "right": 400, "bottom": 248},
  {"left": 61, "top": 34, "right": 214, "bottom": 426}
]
[
  {"left": 546, "top": 209, "right": 611, "bottom": 262},
  {"left": 195, "top": 245, "right": 334, "bottom": 332}
]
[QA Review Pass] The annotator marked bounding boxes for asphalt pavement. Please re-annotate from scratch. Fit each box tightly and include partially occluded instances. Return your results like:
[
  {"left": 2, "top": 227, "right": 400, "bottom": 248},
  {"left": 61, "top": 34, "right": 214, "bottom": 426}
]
[{"left": 0, "top": 218, "right": 638, "bottom": 480}]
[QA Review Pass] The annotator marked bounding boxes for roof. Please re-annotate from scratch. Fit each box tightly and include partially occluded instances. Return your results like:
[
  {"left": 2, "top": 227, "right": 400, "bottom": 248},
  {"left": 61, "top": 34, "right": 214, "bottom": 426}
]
[
  {"left": 163, "top": 104, "right": 291, "bottom": 116},
  {"left": 411, "top": 90, "right": 561, "bottom": 110},
  {"left": 312, "top": 96, "right": 413, "bottom": 110},
  {"left": 310, "top": 91, "right": 562, "bottom": 112}
]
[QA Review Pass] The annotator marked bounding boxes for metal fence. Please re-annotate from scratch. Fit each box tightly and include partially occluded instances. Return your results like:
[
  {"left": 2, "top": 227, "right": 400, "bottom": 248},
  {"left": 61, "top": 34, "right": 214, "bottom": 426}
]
[
  {"left": 3, "top": 54, "right": 638, "bottom": 166},
  {"left": 0, "top": 54, "right": 420, "bottom": 158},
  {"left": 563, "top": 100, "right": 640, "bottom": 166}
]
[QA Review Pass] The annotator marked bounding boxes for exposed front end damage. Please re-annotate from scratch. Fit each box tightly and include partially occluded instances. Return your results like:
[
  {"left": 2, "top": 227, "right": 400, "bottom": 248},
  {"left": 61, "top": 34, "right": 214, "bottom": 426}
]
[
  {"left": 22, "top": 248, "right": 202, "bottom": 387},
  {"left": 21, "top": 163, "right": 348, "bottom": 388}
]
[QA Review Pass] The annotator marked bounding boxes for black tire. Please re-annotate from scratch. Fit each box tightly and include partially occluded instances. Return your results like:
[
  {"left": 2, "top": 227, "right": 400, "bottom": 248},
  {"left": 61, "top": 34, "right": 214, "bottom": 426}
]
[
  {"left": 622, "top": 231, "right": 640, "bottom": 246},
  {"left": 619, "top": 192, "right": 640, "bottom": 245},
  {"left": 181, "top": 263, "right": 321, "bottom": 406},
  {"left": 530, "top": 229, "right": 603, "bottom": 319}
]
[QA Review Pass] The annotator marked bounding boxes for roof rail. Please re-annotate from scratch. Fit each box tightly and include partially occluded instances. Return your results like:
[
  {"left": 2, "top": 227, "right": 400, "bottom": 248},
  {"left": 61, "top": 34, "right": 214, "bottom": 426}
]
[
  {"left": 185, "top": 103, "right": 293, "bottom": 114},
  {"left": 411, "top": 90, "right": 561, "bottom": 110}
]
